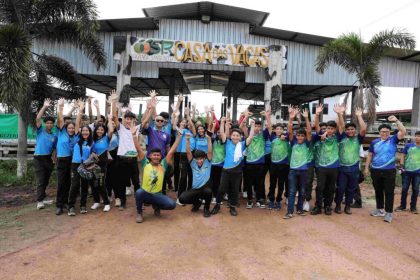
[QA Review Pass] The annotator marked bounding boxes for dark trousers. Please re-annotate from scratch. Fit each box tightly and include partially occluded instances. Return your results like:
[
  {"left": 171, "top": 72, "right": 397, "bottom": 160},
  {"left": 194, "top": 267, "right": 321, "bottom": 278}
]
[
  {"left": 315, "top": 167, "right": 338, "bottom": 208},
  {"left": 354, "top": 185, "right": 362, "bottom": 205},
  {"left": 106, "top": 155, "right": 118, "bottom": 198},
  {"left": 335, "top": 169, "right": 359, "bottom": 207},
  {"left": 174, "top": 152, "right": 181, "bottom": 192},
  {"left": 116, "top": 157, "right": 140, "bottom": 205},
  {"left": 68, "top": 163, "right": 91, "bottom": 208},
  {"left": 56, "top": 156, "right": 72, "bottom": 208},
  {"left": 177, "top": 153, "right": 193, "bottom": 197},
  {"left": 135, "top": 188, "right": 176, "bottom": 214},
  {"left": 268, "top": 164, "right": 289, "bottom": 202},
  {"left": 400, "top": 172, "right": 420, "bottom": 209},
  {"left": 305, "top": 166, "right": 315, "bottom": 201},
  {"left": 92, "top": 159, "right": 110, "bottom": 205},
  {"left": 216, "top": 169, "right": 242, "bottom": 207},
  {"left": 288, "top": 169, "right": 307, "bottom": 213},
  {"left": 371, "top": 168, "right": 396, "bottom": 213},
  {"left": 211, "top": 165, "right": 223, "bottom": 197},
  {"left": 161, "top": 165, "right": 172, "bottom": 195},
  {"left": 179, "top": 181, "right": 212, "bottom": 209},
  {"left": 244, "top": 164, "right": 266, "bottom": 201},
  {"left": 34, "top": 156, "right": 54, "bottom": 202}
]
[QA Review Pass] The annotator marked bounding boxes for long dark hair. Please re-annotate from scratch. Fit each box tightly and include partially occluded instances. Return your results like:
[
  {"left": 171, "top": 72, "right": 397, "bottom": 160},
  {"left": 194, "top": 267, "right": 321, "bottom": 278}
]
[
  {"left": 63, "top": 121, "right": 76, "bottom": 135},
  {"left": 196, "top": 124, "right": 205, "bottom": 138},
  {"left": 78, "top": 125, "right": 93, "bottom": 154},
  {"left": 93, "top": 124, "right": 107, "bottom": 141}
]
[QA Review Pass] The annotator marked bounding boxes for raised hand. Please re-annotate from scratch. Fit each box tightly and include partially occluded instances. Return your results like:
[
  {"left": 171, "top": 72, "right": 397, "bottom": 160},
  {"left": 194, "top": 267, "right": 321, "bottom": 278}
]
[
  {"left": 265, "top": 106, "right": 271, "bottom": 116},
  {"left": 388, "top": 115, "right": 398, "bottom": 122},
  {"left": 185, "top": 107, "right": 190, "bottom": 116},
  {"left": 301, "top": 108, "right": 309, "bottom": 118},
  {"left": 289, "top": 107, "right": 297, "bottom": 119},
  {"left": 149, "top": 90, "right": 157, "bottom": 98},
  {"left": 58, "top": 98, "right": 65, "bottom": 108},
  {"left": 87, "top": 96, "right": 93, "bottom": 104},
  {"left": 43, "top": 98, "right": 51, "bottom": 108},
  {"left": 221, "top": 116, "right": 226, "bottom": 123},
  {"left": 106, "top": 95, "right": 113, "bottom": 105},
  {"left": 355, "top": 107, "right": 363, "bottom": 117},
  {"left": 130, "top": 121, "right": 137, "bottom": 135},
  {"left": 110, "top": 90, "right": 118, "bottom": 101},
  {"left": 288, "top": 104, "right": 293, "bottom": 114},
  {"left": 249, "top": 119, "right": 255, "bottom": 126},
  {"left": 177, "top": 93, "right": 184, "bottom": 102},
  {"left": 315, "top": 104, "right": 324, "bottom": 115},
  {"left": 77, "top": 99, "right": 85, "bottom": 111},
  {"left": 93, "top": 99, "right": 99, "bottom": 108}
]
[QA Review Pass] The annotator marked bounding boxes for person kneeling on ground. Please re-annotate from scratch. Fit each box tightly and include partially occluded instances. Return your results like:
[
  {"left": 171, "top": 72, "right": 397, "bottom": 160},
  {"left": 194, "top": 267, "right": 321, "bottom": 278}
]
[
  {"left": 179, "top": 133, "right": 213, "bottom": 217},
  {"left": 132, "top": 122, "right": 182, "bottom": 223}
]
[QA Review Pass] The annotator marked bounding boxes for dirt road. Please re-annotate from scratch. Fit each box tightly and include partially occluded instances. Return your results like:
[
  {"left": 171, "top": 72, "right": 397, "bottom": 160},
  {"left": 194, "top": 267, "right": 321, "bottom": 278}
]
[{"left": 0, "top": 185, "right": 419, "bottom": 280}]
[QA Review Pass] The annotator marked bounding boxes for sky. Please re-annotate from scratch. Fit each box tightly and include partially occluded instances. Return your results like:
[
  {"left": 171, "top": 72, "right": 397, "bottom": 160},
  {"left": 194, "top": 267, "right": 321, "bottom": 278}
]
[{"left": 83, "top": 0, "right": 420, "bottom": 116}]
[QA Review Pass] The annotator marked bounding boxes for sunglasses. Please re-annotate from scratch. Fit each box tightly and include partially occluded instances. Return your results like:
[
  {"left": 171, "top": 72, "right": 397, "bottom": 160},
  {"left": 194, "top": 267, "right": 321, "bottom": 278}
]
[{"left": 155, "top": 119, "right": 164, "bottom": 123}]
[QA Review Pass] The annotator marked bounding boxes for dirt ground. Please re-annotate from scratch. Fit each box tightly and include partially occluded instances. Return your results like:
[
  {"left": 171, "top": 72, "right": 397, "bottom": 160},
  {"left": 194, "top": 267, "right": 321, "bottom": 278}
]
[{"left": 0, "top": 183, "right": 420, "bottom": 280}]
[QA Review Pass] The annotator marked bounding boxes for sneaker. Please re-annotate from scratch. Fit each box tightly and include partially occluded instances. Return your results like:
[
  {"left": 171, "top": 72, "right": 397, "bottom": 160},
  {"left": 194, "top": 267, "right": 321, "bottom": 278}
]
[
  {"left": 119, "top": 203, "right": 126, "bottom": 211},
  {"left": 176, "top": 199, "right": 185, "bottom": 206},
  {"left": 191, "top": 204, "right": 200, "bottom": 212},
  {"left": 108, "top": 196, "right": 113, "bottom": 203},
  {"left": 325, "top": 206, "right": 332, "bottom": 215},
  {"left": 370, "top": 209, "right": 386, "bottom": 217},
  {"left": 154, "top": 208, "right": 161, "bottom": 217},
  {"left": 55, "top": 207, "right": 63, "bottom": 215},
  {"left": 103, "top": 205, "right": 111, "bottom": 212},
  {"left": 36, "top": 201, "right": 45, "bottom": 210},
  {"left": 211, "top": 198, "right": 217, "bottom": 204},
  {"left": 303, "top": 201, "right": 310, "bottom": 212},
  {"left": 80, "top": 206, "right": 87, "bottom": 214},
  {"left": 384, "top": 212, "right": 393, "bottom": 223},
  {"left": 211, "top": 203, "right": 221, "bottom": 215},
  {"left": 126, "top": 187, "right": 132, "bottom": 196},
  {"left": 296, "top": 210, "right": 306, "bottom": 216},
  {"left": 246, "top": 201, "right": 254, "bottom": 209},
  {"left": 136, "top": 213, "right": 143, "bottom": 223},
  {"left": 203, "top": 208, "right": 211, "bottom": 218},
  {"left": 242, "top": 192, "right": 248, "bottom": 199},
  {"left": 274, "top": 202, "right": 281, "bottom": 211},
  {"left": 267, "top": 201, "right": 274, "bottom": 210},
  {"left": 91, "top": 203, "right": 100, "bottom": 210},
  {"left": 68, "top": 207, "right": 76, "bottom": 216},
  {"left": 115, "top": 198, "right": 121, "bottom": 207},
  {"left": 229, "top": 206, "right": 238, "bottom": 216},
  {"left": 350, "top": 202, "right": 362, "bottom": 208},
  {"left": 258, "top": 201, "right": 266, "bottom": 209},
  {"left": 334, "top": 205, "right": 342, "bottom": 214},
  {"left": 410, "top": 208, "right": 419, "bottom": 214},
  {"left": 310, "top": 206, "right": 321, "bottom": 215},
  {"left": 223, "top": 194, "right": 228, "bottom": 201},
  {"left": 344, "top": 206, "right": 352, "bottom": 215},
  {"left": 394, "top": 206, "right": 406, "bottom": 212},
  {"left": 42, "top": 199, "right": 54, "bottom": 205},
  {"left": 283, "top": 213, "right": 293, "bottom": 219}
]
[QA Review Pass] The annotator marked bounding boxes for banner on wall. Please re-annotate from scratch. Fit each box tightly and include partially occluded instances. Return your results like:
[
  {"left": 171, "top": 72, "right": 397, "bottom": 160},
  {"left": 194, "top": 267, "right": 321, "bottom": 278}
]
[{"left": 113, "top": 36, "right": 287, "bottom": 68}]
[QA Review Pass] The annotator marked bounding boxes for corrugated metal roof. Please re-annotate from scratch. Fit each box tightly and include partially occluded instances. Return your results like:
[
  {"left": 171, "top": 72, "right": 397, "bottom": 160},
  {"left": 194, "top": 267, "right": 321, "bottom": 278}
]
[
  {"left": 98, "top": 18, "right": 158, "bottom": 32},
  {"left": 142, "top": 1, "right": 269, "bottom": 26}
]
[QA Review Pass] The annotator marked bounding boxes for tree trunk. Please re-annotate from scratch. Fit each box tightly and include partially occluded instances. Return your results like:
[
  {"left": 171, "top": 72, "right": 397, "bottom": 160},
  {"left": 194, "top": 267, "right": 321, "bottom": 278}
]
[{"left": 17, "top": 111, "right": 28, "bottom": 178}]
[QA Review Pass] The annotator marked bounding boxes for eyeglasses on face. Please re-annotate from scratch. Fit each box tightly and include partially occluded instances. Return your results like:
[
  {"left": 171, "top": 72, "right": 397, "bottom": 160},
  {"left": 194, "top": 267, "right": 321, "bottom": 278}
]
[{"left": 155, "top": 119, "right": 164, "bottom": 123}]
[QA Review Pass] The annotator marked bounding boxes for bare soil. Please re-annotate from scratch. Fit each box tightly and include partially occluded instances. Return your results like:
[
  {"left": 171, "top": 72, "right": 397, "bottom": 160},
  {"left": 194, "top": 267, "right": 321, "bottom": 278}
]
[{"left": 0, "top": 183, "right": 419, "bottom": 280}]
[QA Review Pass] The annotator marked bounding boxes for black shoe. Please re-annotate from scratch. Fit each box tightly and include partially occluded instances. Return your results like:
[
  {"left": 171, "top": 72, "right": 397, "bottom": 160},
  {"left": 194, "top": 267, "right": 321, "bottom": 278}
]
[
  {"left": 325, "top": 206, "right": 332, "bottom": 215},
  {"left": 310, "top": 206, "right": 321, "bottom": 215},
  {"left": 410, "top": 208, "right": 419, "bottom": 214},
  {"left": 334, "top": 205, "right": 342, "bottom": 214},
  {"left": 152, "top": 205, "right": 161, "bottom": 217},
  {"left": 350, "top": 202, "right": 362, "bottom": 208},
  {"left": 344, "top": 206, "right": 352, "bottom": 215},
  {"left": 68, "top": 207, "right": 76, "bottom": 216},
  {"left": 203, "top": 208, "right": 211, "bottom": 218},
  {"left": 211, "top": 203, "right": 221, "bottom": 215},
  {"left": 191, "top": 203, "right": 200, "bottom": 212},
  {"left": 119, "top": 203, "right": 126, "bottom": 211},
  {"left": 55, "top": 207, "right": 63, "bottom": 215},
  {"left": 229, "top": 206, "right": 238, "bottom": 216}
]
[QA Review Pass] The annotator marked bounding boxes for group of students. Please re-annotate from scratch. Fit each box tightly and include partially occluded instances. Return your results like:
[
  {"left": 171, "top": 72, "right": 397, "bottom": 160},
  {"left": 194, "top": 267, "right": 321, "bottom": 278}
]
[{"left": 33, "top": 90, "right": 419, "bottom": 224}]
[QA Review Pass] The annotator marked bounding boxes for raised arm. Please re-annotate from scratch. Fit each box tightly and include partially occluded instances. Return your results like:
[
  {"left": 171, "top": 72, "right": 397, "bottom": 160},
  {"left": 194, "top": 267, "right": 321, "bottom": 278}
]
[
  {"left": 301, "top": 108, "right": 312, "bottom": 142},
  {"left": 191, "top": 103, "right": 197, "bottom": 121},
  {"left": 110, "top": 90, "right": 119, "bottom": 128},
  {"left": 74, "top": 99, "right": 85, "bottom": 133},
  {"left": 87, "top": 97, "right": 94, "bottom": 124},
  {"left": 246, "top": 119, "right": 256, "bottom": 146},
  {"left": 287, "top": 105, "right": 296, "bottom": 142},
  {"left": 186, "top": 108, "right": 196, "bottom": 136},
  {"left": 355, "top": 107, "right": 367, "bottom": 137},
  {"left": 57, "top": 98, "right": 65, "bottom": 129},
  {"left": 314, "top": 103, "right": 324, "bottom": 133},
  {"left": 388, "top": 115, "right": 406, "bottom": 140},
  {"left": 131, "top": 122, "right": 145, "bottom": 161},
  {"left": 206, "top": 134, "right": 212, "bottom": 161},
  {"left": 219, "top": 117, "right": 227, "bottom": 142},
  {"left": 107, "top": 112, "right": 114, "bottom": 139},
  {"left": 186, "top": 134, "right": 193, "bottom": 162},
  {"left": 166, "top": 131, "right": 182, "bottom": 164},
  {"left": 333, "top": 104, "right": 346, "bottom": 134},
  {"left": 65, "top": 100, "right": 77, "bottom": 118},
  {"left": 93, "top": 99, "right": 101, "bottom": 125},
  {"left": 240, "top": 111, "right": 252, "bottom": 138},
  {"left": 36, "top": 98, "right": 51, "bottom": 128},
  {"left": 265, "top": 106, "right": 272, "bottom": 135},
  {"left": 141, "top": 99, "right": 154, "bottom": 129}
]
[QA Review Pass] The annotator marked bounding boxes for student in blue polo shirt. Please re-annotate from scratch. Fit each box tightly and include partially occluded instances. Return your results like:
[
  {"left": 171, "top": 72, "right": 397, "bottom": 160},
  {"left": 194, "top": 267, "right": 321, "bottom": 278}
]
[
  {"left": 68, "top": 101, "right": 95, "bottom": 216},
  {"left": 90, "top": 113, "right": 114, "bottom": 212},
  {"left": 365, "top": 115, "right": 406, "bottom": 223},
  {"left": 211, "top": 117, "right": 255, "bottom": 216},
  {"left": 396, "top": 131, "right": 420, "bottom": 214},
  {"left": 54, "top": 98, "right": 81, "bottom": 215},
  {"left": 178, "top": 133, "right": 213, "bottom": 217},
  {"left": 34, "top": 98, "right": 57, "bottom": 210}
]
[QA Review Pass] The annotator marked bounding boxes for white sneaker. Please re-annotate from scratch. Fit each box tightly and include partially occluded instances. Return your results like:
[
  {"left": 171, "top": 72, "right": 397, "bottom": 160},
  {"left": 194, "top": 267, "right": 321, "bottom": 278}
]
[
  {"left": 91, "top": 203, "right": 100, "bottom": 210},
  {"left": 115, "top": 198, "right": 121, "bottom": 207},
  {"left": 242, "top": 192, "right": 248, "bottom": 199},
  {"left": 303, "top": 201, "right": 310, "bottom": 212},
  {"left": 126, "top": 187, "right": 132, "bottom": 196},
  {"left": 176, "top": 199, "right": 185, "bottom": 206},
  {"left": 37, "top": 201, "right": 45, "bottom": 210},
  {"left": 42, "top": 199, "right": 54, "bottom": 205},
  {"left": 103, "top": 205, "right": 111, "bottom": 212},
  {"left": 211, "top": 198, "right": 217, "bottom": 204},
  {"left": 285, "top": 199, "right": 288, "bottom": 205},
  {"left": 223, "top": 194, "right": 228, "bottom": 201}
]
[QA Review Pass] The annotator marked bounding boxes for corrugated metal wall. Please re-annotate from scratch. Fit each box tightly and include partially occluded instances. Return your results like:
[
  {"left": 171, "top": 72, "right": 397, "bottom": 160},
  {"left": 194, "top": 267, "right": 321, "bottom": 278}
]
[{"left": 32, "top": 18, "right": 420, "bottom": 88}]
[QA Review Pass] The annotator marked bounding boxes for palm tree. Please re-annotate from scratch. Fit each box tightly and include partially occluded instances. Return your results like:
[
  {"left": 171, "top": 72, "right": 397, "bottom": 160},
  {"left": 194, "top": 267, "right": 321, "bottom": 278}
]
[
  {"left": 315, "top": 29, "right": 415, "bottom": 124},
  {"left": 0, "top": 0, "right": 106, "bottom": 177}
]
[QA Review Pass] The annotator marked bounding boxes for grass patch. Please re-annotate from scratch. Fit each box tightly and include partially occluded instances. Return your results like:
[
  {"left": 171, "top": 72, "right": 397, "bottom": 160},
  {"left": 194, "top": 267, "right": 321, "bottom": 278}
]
[
  {"left": 0, "top": 160, "right": 57, "bottom": 187},
  {"left": 0, "top": 204, "right": 34, "bottom": 229}
]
